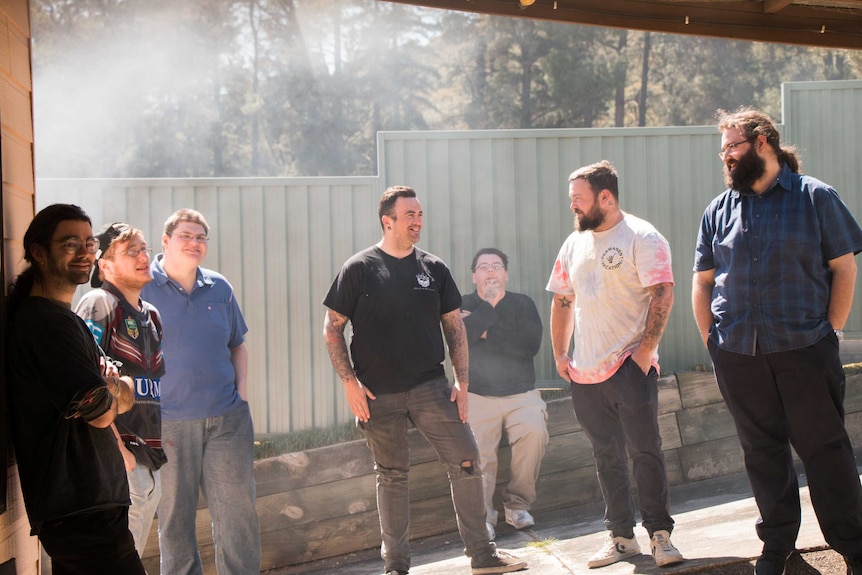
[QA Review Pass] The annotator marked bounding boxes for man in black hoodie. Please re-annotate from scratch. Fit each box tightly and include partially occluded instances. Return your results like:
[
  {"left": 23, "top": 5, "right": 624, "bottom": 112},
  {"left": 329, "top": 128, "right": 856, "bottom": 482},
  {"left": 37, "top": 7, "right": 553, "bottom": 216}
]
[{"left": 461, "top": 248, "right": 547, "bottom": 540}]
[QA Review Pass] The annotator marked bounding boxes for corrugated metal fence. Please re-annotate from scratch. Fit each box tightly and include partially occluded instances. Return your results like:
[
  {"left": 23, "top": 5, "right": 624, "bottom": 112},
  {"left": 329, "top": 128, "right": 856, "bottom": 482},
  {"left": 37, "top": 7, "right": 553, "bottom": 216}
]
[{"left": 36, "top": 79, "right": 862, "bottom": 434}]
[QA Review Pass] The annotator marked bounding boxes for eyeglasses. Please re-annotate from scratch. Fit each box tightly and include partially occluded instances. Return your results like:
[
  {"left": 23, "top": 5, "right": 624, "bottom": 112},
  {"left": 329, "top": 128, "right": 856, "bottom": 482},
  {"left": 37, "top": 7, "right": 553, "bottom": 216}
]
[
  {"left": 115, "top": 247, "right": 152, "bottom": 258},
  {"left": 718, "top": 138, "right": 753, "bottom": 159},
  {"left": 56, "top": 237, "right": 99, "bottom": 254},
  {"left": 169, "top": 232, "right": 209, "bottom": 244},
  {"left": 475, "top": 263, "right": 505, "bottom": 272}
]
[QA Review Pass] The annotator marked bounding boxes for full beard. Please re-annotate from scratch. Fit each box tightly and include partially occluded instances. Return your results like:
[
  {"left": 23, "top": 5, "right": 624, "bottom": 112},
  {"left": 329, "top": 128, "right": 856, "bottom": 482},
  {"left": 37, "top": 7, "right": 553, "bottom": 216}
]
[
  {"left": 574, "top": 205, "right": 605, "bottom": 232},
  {"left": 725, "top": 145, "right": 766, "bottom": 191},
  {"left": 47, "top": 255, "right": 91, "bottom": 287}
]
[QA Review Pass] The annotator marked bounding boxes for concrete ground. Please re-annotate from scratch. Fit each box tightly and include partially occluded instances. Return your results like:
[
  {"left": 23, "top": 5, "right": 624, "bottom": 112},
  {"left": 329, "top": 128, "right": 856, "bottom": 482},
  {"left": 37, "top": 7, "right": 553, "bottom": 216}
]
[{"left": 266, "top": 470, "right": 854, "bottom": 575}]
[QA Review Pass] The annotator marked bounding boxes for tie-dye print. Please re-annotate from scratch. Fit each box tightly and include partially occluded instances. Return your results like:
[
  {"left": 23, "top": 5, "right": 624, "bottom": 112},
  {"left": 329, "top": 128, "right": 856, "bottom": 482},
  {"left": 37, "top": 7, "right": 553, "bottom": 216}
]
[{"left": 546, "top": 213, "right": 674, "bottom": 383}]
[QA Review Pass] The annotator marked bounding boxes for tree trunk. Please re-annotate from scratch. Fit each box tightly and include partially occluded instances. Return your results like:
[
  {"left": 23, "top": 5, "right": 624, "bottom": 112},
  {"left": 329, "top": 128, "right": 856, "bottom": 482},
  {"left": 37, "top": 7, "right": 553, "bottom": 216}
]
[
  {"left": 638, "top": 32, "right": 651, "bottom": 127},
  {"left": 614, "top": 30, "right": 627, "bottom": 127}
]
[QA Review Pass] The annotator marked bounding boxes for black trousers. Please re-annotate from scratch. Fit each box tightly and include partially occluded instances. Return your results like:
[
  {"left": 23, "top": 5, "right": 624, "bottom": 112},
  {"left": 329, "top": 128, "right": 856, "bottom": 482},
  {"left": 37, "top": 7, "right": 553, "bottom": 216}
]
[
  {"left": 38, "top": 506, "right": 145, "bottom": 575},
  {"left": 710, "top": 333, "right": 862, "bottom": 556}
]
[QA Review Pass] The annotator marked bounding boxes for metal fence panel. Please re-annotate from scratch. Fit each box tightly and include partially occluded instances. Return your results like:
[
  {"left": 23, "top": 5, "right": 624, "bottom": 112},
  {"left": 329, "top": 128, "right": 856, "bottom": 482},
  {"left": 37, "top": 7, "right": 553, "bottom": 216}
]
[{"left": 36, "top": 80, "right": 862, "bottom": 433}]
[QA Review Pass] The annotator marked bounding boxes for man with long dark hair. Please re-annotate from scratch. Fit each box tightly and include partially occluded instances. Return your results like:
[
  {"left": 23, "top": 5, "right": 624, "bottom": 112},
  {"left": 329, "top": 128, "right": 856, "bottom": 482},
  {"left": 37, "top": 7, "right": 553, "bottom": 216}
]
[
  {"left": 693, "top": 108, "right": 862, "bottom": 575},
  {"left": 5, "top": 203, "right": 143, "bottom": 574}
]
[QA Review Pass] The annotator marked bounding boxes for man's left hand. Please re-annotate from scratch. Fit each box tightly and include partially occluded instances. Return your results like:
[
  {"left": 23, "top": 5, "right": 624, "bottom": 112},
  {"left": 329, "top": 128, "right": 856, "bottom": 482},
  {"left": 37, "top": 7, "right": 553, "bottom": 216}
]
[
  {"left": 630, "top": 348, "right": 652, "bottom": 375},
  {"left": 450, "top": 380, "right": 469, "bottom": 423}
]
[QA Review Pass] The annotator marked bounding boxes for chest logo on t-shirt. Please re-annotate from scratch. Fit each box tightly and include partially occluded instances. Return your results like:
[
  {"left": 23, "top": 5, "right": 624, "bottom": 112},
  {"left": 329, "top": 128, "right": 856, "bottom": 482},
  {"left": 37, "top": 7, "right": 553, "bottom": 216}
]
[
  {"left": 416, "top": 273, "right": 431, "bottom": 288},
  {"left": 601, "top": 247, "right": 624, "bottom": 270},
  {"left": 125, "top": 317, "right": 140, "bottom": 339}
]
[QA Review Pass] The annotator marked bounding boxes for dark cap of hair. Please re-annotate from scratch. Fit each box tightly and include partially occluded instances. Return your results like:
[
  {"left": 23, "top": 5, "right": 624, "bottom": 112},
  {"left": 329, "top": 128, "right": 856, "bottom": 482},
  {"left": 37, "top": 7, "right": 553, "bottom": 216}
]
[{"left": 91, "top": 222, "right": 131, "bottom": 288}]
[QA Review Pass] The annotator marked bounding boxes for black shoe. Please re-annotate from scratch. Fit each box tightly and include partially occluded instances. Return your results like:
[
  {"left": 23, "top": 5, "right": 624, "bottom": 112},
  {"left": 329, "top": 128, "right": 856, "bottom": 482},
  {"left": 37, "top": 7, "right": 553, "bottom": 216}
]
[
  {"left": 754, "top": 550, "right": 793, "bottom": 575},
  {"left": 384, "top": 571, "right": 408, "bottom": 575},
  {"left": 845, "top": 554, "right": 862, "bottom": 575}
]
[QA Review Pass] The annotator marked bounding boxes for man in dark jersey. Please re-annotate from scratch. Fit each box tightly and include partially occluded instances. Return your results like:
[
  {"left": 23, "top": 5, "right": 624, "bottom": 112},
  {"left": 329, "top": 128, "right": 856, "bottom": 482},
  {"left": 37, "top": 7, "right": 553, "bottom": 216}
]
[
  {"left": 323, "top": 186, "right": 526, "bottom": 575},
  {"left": 76, "top": 222, "right": 166, "bottom": 557},
  {"left": 5, "top": 204, "right": 145, "bottom": 575}
]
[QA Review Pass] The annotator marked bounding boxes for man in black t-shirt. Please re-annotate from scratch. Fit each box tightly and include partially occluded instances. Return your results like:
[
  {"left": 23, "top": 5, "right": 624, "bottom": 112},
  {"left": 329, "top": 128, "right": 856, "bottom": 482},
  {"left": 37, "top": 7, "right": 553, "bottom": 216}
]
[
  {"left": 5, "top": 204, "right": 145, "bottom": 575},
  {"left": 323, "top": 186, "right": 526, "bottom": 575}
]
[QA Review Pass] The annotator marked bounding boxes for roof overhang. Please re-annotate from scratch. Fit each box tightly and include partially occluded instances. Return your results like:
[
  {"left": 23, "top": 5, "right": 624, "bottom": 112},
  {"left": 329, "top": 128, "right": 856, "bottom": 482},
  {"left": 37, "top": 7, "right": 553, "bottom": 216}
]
[{"left": 381, "top": 0, "right": 862, "bottom": 49}]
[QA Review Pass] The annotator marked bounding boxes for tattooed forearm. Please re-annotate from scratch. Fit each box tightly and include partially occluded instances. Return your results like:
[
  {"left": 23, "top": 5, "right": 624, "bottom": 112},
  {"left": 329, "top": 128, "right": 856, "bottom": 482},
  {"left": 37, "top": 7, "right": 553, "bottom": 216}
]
[
  {"left": 441, "top": 310, "right": 470, "bottom": 386},
  {"left": 558, "top": 295, "right": 572, "bottom": 308},
  {"left": 642, "top": 283, "right": 674, "bottom": 351},
  {"left": 323, "top": 310, "right": 356, "bottom": 382}
]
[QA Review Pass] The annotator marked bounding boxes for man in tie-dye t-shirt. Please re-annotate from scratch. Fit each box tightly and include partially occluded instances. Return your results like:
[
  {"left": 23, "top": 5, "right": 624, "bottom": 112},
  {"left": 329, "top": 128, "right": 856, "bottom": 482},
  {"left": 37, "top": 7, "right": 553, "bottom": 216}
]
[{"left": 546, "top": 160, "right": 683, "bottom": 570}]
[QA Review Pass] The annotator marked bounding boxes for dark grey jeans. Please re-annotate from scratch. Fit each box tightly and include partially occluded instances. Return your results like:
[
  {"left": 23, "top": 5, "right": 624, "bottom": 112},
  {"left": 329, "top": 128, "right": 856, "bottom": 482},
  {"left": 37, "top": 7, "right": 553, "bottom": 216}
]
[
  {"left": 360, "top": 376, "right": 495, "bottom": 573},
  {"left": 571, "top": 357, "right": 674, "bottom": 538}
]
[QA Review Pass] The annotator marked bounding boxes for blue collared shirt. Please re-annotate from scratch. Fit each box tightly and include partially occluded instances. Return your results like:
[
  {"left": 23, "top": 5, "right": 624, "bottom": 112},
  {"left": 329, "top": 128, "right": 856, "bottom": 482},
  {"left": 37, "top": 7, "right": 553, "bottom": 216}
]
[
  {"left": 141, "top": 254, "right": 248, "bottom": 420},
  {"left": 694, "top": 164, "right": 862, "bottom": 355}
]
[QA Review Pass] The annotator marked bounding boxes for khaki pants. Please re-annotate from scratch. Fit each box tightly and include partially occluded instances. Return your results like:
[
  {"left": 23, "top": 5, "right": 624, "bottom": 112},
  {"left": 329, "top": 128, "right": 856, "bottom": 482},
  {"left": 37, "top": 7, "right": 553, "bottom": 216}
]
[{"left": 468, "top": 389, "right": 549, "bottom": 524}]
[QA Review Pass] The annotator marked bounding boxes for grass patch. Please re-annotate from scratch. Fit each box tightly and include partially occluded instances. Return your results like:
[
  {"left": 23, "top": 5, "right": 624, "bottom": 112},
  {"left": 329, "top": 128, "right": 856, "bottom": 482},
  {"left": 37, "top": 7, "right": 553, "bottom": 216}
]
[
  {"left": 254, "top": 420, "right": 365, "bottom": 460},
  {"left": 253, "top": 388, "right": 573, "bottom": 460},
  {"left": 526, "top": 537, "right": 558, "bottom": 551}
]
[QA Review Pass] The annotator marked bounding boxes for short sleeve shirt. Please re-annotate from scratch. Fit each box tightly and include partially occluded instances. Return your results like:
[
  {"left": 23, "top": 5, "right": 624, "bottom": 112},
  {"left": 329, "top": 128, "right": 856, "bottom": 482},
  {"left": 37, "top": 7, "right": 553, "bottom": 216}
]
[
  {"left": 546, "top": 213, "right": 674, "bottom": 383},
  {"left": 141, "top": 254, "right": 248, "bottom": 420},
  {"left": 323, "top": 246, "right": 462, "bottom": 394},
  {"left": 7, "top": 297, "right": 129, "bottom": 532},
  {"left": 694, "top": 164, "right": 862, "bottom": 355}
]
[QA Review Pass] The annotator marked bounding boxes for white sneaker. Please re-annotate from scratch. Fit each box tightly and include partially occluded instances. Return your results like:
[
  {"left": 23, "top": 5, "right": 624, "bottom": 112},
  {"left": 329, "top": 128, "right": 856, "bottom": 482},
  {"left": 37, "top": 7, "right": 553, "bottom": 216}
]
[
  {"left": 587, "top": 533, "right": 641, "bottom": 568},
  {"left": 504, "top": 507, "right": 535, "bottom": 530},
  {"left": 650, "top": 530, "right": 684, "bottom": 567},
  {"left": 486, "top": 521, "right": 496, "bottom": 540}
]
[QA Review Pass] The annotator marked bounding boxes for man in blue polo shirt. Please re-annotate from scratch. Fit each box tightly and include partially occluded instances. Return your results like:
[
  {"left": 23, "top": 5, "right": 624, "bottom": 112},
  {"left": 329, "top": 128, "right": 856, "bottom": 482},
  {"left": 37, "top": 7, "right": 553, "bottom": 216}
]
[
  {"left": 693, "top": 107, "right": 862, "bottom": 575},
  {"left": 141, "top": 208, "right": 260, "bottom": 575}
]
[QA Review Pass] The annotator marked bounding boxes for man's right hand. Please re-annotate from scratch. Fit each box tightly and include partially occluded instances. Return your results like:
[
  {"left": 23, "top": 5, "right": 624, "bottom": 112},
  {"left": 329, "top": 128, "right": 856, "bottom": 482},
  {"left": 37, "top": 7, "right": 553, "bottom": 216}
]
[
  {"left": 344, "top": 377, "right": 376, "bottom": 422},
  {"left": 555, "top": 354, "right": 573, "bottom": 383}
]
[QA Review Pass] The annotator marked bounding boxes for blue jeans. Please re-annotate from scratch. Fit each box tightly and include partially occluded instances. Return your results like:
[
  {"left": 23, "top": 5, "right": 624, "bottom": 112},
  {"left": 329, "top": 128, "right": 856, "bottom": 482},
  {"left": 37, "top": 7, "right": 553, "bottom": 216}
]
[
  {"left": 571, "top": 357, "right": 674, "bottom": 538},
  {"left": 158, "top": 402, "right": 261, "bottom": 575},
  {"left": 360, "top": 377, "right": 495, "bottom": 573},
  {"left": 127, "top": 464, "right": 161, "bottom": 556}
]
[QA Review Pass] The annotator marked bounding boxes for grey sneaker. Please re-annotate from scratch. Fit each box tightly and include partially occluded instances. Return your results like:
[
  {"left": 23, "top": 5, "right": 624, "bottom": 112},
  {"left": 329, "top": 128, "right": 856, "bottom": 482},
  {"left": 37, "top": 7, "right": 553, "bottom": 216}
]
[
  {"left": 650, "top": 530, "right": 684, "bottom": 567},
  {"left": 384, "top": 570, "right": 408, "bottom": 575},
  {"left": 471, "top": 549, "right": 527, "bottom": 574},
  {"left": 587, "top": 533, "right": 641, "bottom": 568},
  {"left": 504, "top": 507, "right": 535, "bottom": 530}
]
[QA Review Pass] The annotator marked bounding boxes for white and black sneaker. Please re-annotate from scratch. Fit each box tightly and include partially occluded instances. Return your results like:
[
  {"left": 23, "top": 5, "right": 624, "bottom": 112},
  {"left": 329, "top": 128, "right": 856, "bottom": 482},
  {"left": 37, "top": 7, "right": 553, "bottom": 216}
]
[
  {"left": 650, "top": 530, "right": 684, "bottom": 567},
  {"left": 587, "top": 533, "right": 641, "bottom": 568}
]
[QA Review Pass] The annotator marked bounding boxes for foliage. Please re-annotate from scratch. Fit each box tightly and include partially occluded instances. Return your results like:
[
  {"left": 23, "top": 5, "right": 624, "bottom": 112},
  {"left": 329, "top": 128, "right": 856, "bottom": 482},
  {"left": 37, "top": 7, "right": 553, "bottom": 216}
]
[{"left": 30, "top": 0, "right": 862, "bottom": 178}]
